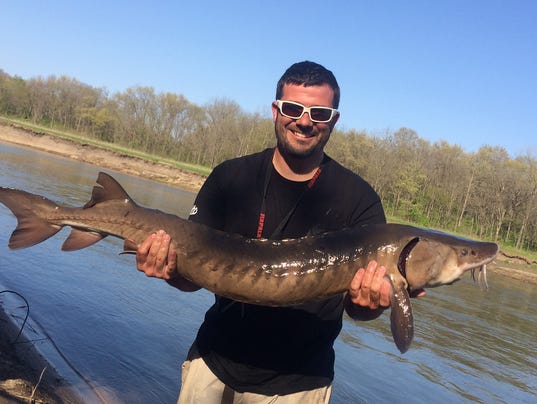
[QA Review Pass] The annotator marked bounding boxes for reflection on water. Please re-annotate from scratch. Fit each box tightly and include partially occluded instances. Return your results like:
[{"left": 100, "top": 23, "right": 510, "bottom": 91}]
[{"left": 1, "top": 141, "right": 536, "bottom": 403}]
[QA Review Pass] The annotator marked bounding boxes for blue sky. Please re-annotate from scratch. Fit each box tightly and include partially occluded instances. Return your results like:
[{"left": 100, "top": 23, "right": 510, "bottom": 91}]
[{"left": 1, "top": 0, "right": 536, "bottom": 156}]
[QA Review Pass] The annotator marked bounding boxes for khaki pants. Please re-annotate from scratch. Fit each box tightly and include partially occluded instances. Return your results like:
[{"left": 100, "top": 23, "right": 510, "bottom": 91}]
[{"left": 177, "top": 346, "right": 332, "bottom": 404}]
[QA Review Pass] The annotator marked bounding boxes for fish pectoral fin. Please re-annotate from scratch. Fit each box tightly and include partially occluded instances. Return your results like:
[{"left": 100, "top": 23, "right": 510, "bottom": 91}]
[
  {"left": 120, "top": 239, "right": 138, "bottom": 255},
  {"left": 389, "top": 281, "right": 414, "bottom": 354},
  {"left": 61, "top": 228, "right": 106, "bottom": 251}
]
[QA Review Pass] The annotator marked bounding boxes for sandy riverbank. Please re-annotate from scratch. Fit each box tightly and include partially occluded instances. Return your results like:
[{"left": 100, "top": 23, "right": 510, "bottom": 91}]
[
  {"left": 1, "top": 122, "right": 537, "bottom": 402},
  {"left": 0, "top": 122, "right": 206, "bottom": 192}
]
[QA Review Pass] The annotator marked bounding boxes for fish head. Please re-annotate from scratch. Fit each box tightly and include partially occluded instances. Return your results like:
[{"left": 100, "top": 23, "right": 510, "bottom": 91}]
[{"left": 401, "top": 235, "right": 499, "bottom": 291}]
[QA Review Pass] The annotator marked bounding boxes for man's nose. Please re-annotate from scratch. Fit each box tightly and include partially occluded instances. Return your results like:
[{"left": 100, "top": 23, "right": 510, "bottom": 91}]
[{"left": 296, "top": 111, "right": 314, "bottom": 126}]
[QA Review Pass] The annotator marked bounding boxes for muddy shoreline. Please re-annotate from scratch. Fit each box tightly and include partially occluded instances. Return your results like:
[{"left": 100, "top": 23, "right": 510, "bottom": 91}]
[{"left": 0, "top": 122, "right": 206, "bottom": 192}]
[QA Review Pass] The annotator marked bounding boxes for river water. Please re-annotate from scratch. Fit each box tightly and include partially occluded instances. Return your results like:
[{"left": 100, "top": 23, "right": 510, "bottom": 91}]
[{"left": 0, "top": 141, "right": 536, "bottom": 403}]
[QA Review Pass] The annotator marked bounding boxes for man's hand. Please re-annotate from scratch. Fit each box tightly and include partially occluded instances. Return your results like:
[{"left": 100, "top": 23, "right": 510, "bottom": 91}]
[
  {"left": 136, "top": 230, "right": 201, "bottom": 291},
  {"left": 136, "top": 230, "right": 177, "bottom": 280},
  {"left": 345, "top": 260, "right": 392, "bottom": 320},
  {"left": 349, "top": 260, "right": 391, "bottom": 309}
]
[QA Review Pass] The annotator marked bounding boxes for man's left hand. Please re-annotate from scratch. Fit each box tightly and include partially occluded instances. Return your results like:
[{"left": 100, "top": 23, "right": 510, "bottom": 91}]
[{"left": 348, "top": 260, "right": 391, "bottom": 310}]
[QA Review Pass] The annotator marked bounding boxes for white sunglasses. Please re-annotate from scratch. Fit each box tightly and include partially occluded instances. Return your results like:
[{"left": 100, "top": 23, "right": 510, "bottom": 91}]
[{"left": 275, "top": 100, "right": 338, "bottom": 123}]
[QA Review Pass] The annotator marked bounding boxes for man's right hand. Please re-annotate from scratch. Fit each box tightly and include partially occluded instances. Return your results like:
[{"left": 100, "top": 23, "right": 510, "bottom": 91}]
[{"left": 136, "top": 230, "right": 200, "bottom": 291}]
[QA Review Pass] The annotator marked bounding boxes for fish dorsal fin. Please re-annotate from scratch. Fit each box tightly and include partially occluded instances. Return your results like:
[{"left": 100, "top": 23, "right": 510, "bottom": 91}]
[
  {"left": 388, "top": 274, "right": 414, "bottom": 354},
  {"left": 84, "top": 172, "right": 136, "bottom": 208},
  {"left": 62, "top": 228, "right": 106, "bottom": 251}
]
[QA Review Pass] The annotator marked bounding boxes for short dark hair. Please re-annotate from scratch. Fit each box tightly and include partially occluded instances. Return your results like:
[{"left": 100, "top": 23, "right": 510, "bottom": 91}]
[{"left": 276, "top": 61, "right": 340, "bottom": 108}]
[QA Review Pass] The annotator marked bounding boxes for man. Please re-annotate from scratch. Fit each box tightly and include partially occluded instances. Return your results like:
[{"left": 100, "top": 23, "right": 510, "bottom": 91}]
[{"left": 137, "top": 61, "right": 391, "bottom": 403}]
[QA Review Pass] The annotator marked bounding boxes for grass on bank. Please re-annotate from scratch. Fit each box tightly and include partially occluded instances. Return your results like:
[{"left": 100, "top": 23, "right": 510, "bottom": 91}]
[{"left": 0, "top": 116, "right": 212, "bottom": 177}]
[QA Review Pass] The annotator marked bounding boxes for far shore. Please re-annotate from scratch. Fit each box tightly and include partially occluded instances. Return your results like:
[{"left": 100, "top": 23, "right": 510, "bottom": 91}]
[{"left": 0, "top": 122, "right": 206, "bottom": 192}]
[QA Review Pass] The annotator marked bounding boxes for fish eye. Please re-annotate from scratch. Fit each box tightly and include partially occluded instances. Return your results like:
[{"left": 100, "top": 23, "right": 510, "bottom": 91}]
[{"left": 461, "top": 249, "right": 468, "bottom": 256}]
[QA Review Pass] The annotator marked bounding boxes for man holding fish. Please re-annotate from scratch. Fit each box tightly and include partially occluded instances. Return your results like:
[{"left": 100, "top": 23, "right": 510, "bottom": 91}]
[
  {"left": 137, "top": 61, "right": 392, "bottom": 403},
  {"left": 0, "top": 61, "right": 497, "bottom": 402}
]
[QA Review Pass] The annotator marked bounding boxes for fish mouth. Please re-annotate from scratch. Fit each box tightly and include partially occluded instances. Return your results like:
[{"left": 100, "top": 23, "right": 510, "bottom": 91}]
[
  {"left": 463, "top": 243, "right": 498, "bottom": 289},
  {"left": 471, "top": 264, "right": 490, "bottom": 289}
]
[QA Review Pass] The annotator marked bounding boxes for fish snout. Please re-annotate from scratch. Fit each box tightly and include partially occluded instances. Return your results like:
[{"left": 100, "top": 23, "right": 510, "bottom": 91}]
[{"left": 459, "top": 241, "right": 499, "bottom": 266}]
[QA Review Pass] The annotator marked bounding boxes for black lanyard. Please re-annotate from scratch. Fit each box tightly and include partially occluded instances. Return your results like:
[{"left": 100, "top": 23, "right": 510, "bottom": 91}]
[{"left": 256, "top": 161, "right": 323, "bottom": 239}]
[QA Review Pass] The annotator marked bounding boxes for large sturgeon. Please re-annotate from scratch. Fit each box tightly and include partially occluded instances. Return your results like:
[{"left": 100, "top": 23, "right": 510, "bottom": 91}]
[{"left": 0, "top": 172, "right": 498, "bottom": 353}]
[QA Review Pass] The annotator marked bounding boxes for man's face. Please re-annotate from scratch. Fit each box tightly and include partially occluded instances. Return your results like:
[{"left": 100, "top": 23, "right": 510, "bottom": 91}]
[{"left": 272, "top": 83, "right": 339, "bottom": 160}]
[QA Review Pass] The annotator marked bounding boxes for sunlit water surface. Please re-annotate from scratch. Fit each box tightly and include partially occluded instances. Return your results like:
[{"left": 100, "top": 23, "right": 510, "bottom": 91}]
[{"left": 0, "top": 142, "right": 536, "bottom": 403}]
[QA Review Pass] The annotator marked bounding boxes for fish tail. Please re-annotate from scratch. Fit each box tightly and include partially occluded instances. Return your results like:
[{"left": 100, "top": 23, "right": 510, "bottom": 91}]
[{"left": 0, "top": 188, "right": 62, "bottom": 249}]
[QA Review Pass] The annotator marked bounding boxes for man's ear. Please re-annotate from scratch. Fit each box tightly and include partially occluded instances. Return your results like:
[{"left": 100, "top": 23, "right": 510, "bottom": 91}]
[{"left": 271, "top": 101, "right": 279, "bottom": 123}]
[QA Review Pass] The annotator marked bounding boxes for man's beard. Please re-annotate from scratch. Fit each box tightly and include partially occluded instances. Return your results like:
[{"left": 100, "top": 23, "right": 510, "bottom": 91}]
[{"left": 275, "top": 128, "right": 326, "bottom": 160}]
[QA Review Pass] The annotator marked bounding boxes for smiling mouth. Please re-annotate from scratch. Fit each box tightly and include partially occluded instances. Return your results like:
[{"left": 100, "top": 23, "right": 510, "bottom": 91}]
[{"left": 291, "top": 130, "right": 314, "bottom": 139}]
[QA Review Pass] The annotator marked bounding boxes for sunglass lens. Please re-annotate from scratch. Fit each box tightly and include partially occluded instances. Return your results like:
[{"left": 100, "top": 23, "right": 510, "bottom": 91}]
[
  {"left": 310, "top": 108, "right": 332, "bottom": 122},
  {"left": 281, "top": 102, "right": 304, "bottom": 118}
]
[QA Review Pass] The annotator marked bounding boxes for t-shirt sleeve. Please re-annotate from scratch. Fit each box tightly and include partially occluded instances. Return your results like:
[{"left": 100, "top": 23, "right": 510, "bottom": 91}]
[
  {"left": 340, "top": 169, "right": 386, "bottom": 228},
  {"left": 188, "top": 164, "right": 227, "bottom": 230},
  {"left": 351, "top": 191, "right": 386, "bottom": 227}
]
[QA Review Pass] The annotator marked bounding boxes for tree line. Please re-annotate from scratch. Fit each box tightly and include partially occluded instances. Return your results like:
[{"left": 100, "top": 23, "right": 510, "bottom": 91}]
[{"left": 1, "top": 69, "right": 536, "bottom": 253}]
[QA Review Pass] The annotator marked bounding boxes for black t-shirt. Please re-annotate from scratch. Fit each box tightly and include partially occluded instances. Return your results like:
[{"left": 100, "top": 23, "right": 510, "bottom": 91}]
[{"left": 188, "top": 148, "right": 386, "bottom": 395}]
